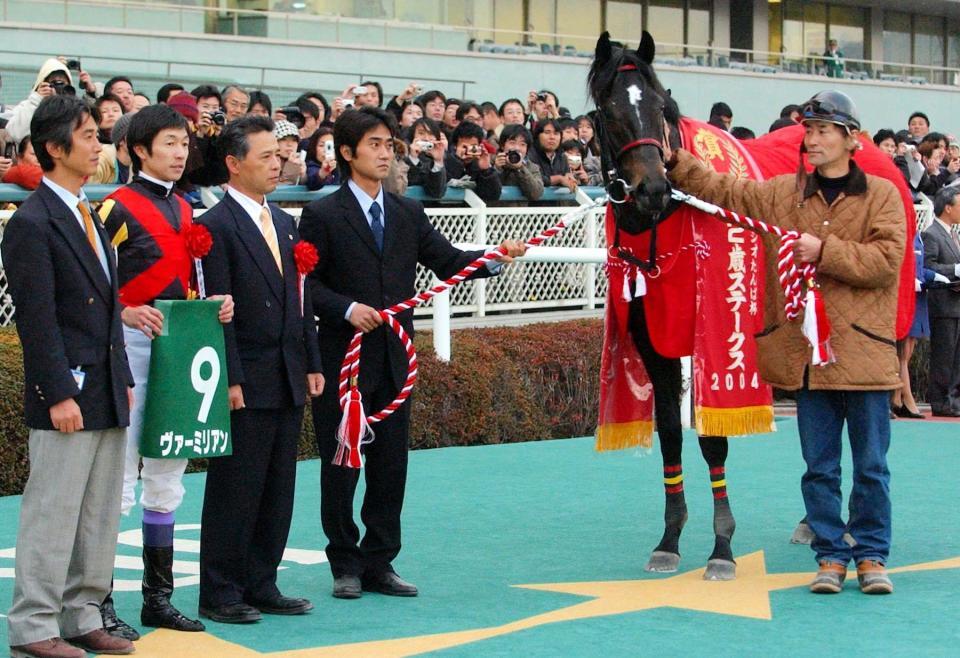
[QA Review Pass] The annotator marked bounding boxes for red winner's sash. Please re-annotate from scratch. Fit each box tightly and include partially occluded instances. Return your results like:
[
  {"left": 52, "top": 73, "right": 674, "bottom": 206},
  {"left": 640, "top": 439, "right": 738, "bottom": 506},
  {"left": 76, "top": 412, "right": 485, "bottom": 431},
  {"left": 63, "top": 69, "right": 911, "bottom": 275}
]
[{"left": 596, "top": 118, "right": 774, "bottom": 451}]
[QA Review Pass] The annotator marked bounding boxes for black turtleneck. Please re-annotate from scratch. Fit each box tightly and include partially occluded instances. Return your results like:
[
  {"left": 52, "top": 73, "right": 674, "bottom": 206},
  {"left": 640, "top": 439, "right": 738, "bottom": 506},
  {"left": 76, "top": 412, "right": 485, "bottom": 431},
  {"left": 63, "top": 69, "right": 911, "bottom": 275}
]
[{"left": 815, "top": 169, "right": 851, "bottom": 206}]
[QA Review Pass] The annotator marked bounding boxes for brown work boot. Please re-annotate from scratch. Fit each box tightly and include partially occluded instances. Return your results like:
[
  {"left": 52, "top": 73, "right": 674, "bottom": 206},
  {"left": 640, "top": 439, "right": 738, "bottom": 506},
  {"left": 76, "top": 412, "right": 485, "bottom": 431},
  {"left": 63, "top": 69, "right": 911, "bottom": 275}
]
[
  {"left": 64, "top": 628, "right": 135, "bottom": 655},
  {"left": 857, "top": 560, "right": 894, "bottom": 594},
  {"left": 10, "top": 637, "right": 86, "bottom": 658},
  {"left": 809, "top": 560, "right": 847, "bottom": 593}
]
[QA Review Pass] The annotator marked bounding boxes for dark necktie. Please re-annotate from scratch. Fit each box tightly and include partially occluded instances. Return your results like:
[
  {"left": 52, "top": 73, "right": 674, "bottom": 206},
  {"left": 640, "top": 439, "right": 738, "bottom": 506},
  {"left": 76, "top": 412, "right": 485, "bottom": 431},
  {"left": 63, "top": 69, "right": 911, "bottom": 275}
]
[{"left": 370, "top": 201, "right": 384, "bottom": 252}]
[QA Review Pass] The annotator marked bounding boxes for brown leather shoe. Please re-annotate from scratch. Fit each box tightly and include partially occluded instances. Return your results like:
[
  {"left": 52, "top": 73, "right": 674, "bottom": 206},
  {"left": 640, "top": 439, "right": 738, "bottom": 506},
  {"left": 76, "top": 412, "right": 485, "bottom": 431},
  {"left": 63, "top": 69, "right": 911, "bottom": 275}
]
[
  {"left": 10, "top": 637, "right": 86, "bottom": 658},
  {"left": 64, "top": 628, "right": 135, "bottom": 655},
  {"left": 809, "top": 561, "right": 847, "bottom": 593},
  {"left": 857, "top": 559, "right": 894, "bottom": 594}
]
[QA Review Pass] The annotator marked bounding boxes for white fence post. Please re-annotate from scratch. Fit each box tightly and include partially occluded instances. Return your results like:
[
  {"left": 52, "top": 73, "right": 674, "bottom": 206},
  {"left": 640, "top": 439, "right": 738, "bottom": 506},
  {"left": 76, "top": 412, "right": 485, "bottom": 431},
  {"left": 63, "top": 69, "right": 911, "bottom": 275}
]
[
  {"left": 578, "top": 189, "right": 599, "bottom": 309},
  {"left": 432, "top": 277, "right": 451, "bottom": 361},
  {"left": 463, "top": 189, "right": 487, "bottom": 317}
]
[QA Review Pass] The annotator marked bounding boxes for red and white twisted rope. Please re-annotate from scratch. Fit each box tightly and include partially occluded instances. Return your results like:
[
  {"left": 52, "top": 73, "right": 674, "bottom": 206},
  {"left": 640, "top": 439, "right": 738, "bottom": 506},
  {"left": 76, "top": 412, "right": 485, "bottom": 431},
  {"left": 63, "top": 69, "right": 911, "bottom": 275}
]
[{"left": 333, "top": 197, "right": 607, "bottom": 468}]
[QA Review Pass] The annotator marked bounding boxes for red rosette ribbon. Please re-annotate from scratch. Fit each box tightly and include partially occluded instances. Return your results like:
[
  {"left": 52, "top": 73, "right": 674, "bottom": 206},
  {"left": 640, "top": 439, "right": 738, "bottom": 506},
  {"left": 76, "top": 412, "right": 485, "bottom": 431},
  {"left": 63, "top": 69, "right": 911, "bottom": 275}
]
[
  {"left": 184, "top": 223, "right": 213, "bottom": 299},
  {"left": 293, "top": 240, "right": 319, "bottom": 316}
]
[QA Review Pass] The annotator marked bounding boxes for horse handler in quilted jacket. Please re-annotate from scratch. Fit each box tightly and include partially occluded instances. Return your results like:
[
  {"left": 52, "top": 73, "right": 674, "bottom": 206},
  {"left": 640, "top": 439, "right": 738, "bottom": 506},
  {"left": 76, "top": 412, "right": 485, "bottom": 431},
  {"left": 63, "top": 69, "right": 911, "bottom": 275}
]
[{"left": 665, "top": 90, "right": 905, "bottom": 595}]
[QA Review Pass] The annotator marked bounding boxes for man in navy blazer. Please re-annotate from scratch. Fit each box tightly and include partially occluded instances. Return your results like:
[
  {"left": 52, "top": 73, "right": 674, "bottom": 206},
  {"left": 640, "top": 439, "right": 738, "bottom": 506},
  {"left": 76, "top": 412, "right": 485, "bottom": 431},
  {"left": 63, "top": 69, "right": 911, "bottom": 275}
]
[
  {"left": 2, "top": 96, "right": 135, "bottom": 657},
  {"left": 298, "top": 107, "right": 524, "bottom": 600},
  {"left": 197, "top": 115, "right": 324, "bottom": 624}
]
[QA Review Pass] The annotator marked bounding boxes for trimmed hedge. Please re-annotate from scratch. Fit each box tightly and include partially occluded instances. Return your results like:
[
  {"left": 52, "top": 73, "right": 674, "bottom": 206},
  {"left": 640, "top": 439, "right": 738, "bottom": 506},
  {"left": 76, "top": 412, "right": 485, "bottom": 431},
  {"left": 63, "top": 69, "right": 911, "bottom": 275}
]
[{"left": 0, "top": 320, "right": 603, "bottom": 495}]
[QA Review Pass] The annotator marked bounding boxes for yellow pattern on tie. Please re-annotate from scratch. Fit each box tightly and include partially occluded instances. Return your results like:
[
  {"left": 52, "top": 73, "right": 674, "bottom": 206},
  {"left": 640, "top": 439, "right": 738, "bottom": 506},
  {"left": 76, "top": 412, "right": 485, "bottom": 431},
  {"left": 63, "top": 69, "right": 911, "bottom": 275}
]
[
  {"left": 260, "top": 206, "right": 282, "bottom": 273},
  {"left": 77, "top": 201, "right": 99, "bottom": 254}
]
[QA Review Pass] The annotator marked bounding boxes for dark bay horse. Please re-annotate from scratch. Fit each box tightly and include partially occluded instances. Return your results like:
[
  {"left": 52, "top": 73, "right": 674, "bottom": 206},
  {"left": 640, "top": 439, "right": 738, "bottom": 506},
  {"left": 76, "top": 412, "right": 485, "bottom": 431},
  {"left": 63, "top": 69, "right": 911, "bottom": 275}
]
[{"left": 589, "top": 30, "right": 736, "bottom": 580}]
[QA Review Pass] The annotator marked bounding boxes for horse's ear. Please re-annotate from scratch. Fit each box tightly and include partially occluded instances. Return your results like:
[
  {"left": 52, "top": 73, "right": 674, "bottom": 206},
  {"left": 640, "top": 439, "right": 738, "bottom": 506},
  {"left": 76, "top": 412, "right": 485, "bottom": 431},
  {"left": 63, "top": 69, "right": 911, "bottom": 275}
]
[
  {"left": 595, "top": 31, "right": 613, "bottom": 64},
  {"left": 638, "top": 30, "right": 655, "bottom": 64}
]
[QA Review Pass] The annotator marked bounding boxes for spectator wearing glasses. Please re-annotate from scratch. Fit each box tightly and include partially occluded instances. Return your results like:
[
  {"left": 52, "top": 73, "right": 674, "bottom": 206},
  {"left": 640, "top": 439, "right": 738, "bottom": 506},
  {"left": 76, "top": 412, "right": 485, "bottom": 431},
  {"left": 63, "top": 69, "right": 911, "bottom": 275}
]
[
  {"left": 418, "top": 90, "right": 446, "bottom": 123},
  {"left": 447, "top": 121, "right": 500, "bottom": 202},
  {"left": 499, "top": 98, "right": 526, "bottom": 128},
  {"left": 221, "top": 85, "right": 250, "bottom": 123},
  {"left": 248, "top": 91, "right": 273, "bottom": 118},
  {"left": 494, "top": 124, "right": 543, "bottom": 201},
  {"left": 403, "top": 117, "right": 447, "bottom": 199}
]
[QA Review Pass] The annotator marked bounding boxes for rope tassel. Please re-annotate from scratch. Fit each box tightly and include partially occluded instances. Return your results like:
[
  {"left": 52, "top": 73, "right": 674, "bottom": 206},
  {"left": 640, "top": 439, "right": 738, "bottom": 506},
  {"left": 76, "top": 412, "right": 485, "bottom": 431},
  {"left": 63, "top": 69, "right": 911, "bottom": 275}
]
[
  {"left": 801, "top": 284, "right": 835, "bottom": 366},
  {"left": 334, "top": 388, "right": 373, "bottom": 468}
]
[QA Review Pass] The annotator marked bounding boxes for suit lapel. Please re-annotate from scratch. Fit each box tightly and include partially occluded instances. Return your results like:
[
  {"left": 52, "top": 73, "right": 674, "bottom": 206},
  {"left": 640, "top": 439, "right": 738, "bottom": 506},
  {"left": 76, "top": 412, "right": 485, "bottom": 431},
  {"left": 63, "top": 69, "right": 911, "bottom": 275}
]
[
  {"left": 226, "top": 195, "right": 284, "bottom": 303},
  {"left": 935, "top": 221, "right": 960, "bottom": 262},
  {"left": 382, "top": 192, "right": 401, "bottom": 256},
  {"left": 338, "top": 185, "right": 381, "bottom": 257},
  {"left": 41, "top": 185, "right": 112, "bottom": 303},
  {"left": 272, "top": 205, "right": 299, "bottom": 308}
]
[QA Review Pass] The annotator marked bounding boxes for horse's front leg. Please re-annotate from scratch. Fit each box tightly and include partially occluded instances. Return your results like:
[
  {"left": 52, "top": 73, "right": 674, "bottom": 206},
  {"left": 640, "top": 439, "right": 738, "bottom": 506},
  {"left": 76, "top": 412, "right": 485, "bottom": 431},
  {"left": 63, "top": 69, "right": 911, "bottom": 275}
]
[{"left": 699, "top": 436, "right": 737, "bottom": 580}]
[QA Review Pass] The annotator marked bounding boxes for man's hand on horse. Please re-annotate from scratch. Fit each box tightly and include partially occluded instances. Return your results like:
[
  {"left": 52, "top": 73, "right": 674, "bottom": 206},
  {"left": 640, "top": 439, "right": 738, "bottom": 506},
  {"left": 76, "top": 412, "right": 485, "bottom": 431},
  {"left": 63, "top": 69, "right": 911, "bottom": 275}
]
[
  {"left": 795, "top": 233, "right": 823, "bottom": 264},
  {"left": 494, "top": 240, "right": 527, "bottom": 264}
]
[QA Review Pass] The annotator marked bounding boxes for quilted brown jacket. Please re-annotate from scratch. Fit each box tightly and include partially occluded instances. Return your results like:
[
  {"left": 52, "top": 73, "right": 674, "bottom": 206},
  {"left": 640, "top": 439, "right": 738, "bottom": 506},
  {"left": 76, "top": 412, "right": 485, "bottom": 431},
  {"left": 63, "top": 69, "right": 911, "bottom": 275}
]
[{"left": 669, "top": 149, "right": 905, "bottom": 391}]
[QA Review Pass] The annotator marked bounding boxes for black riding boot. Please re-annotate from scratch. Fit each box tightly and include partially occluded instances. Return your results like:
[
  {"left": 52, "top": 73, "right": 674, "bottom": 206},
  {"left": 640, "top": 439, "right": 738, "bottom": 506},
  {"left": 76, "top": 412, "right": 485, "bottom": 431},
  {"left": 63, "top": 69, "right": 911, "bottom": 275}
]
[
  {"left": 141, "top": 546, "right": 206, "bottom": 632},
  {"left": 101, "top": 578, "right": 141, "bottom": 641}
]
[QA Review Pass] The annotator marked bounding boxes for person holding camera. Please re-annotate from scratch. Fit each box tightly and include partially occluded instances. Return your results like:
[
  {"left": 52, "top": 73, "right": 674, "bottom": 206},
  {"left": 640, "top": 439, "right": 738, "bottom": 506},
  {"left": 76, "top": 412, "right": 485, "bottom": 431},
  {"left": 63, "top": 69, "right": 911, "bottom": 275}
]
[
  {"left": 494, "top": 124, "right": 543, "bottom": 201},
  {"left": 187, "top": 86, "right": 230, "bottom": 189},
  {"left": 562, "top": 139, "right": 602, "bottom": 186},
  {"left": 5, "top": 58, "right": 94, "bottom": 144},
  {"left": 447, "top": 121, "right": 501, "bottom": 202},
  {"left": 304, "top": 127, "right": 340, "bottom": 191},
  {"left": 385, "top": 81, "right": 423, "bottom": 122},
  {"left": 403, "top": 117, "right": 447, "bottom": 198},
  {"left": 274, "top": 120, "right": 307, "bottom": 186},
  {"left": 1, "top": 136, "right": 43, "bottom": 190},
  {"left": 526, "top": 90, "right": 560, "bottom": 132}
]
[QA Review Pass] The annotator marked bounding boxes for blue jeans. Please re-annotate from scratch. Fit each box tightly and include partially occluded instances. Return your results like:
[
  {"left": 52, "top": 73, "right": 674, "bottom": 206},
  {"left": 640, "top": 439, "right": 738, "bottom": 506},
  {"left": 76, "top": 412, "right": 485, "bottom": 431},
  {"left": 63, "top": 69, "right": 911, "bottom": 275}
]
[{"left": 795, "top": 387, "right": 892, "bottom": 566}]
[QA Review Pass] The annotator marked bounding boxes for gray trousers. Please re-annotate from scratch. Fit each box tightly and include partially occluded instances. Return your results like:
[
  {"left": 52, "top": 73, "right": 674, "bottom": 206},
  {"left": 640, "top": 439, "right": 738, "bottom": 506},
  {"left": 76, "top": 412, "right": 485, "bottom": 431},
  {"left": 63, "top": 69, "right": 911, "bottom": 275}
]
[{"left": 7, "top": 427, "right": 126, "bottom": 646}]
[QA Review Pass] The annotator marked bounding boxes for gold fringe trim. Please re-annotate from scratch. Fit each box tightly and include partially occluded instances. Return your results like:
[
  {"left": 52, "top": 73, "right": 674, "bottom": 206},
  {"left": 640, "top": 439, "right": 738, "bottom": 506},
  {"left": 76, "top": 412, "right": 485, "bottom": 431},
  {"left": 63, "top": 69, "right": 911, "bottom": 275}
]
[
  {"left": 595, "top": 420, "right": 654, "bottom": 452},
  {"left": 695, "top": 405, "right": 776, "bottom": 437}
]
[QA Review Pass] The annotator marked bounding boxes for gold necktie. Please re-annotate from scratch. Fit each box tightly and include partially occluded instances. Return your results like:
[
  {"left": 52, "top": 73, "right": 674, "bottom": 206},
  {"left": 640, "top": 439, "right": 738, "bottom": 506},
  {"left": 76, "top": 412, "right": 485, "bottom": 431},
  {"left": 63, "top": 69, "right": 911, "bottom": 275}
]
[
  {"left": 77, "top": 201, "right": 99, "bottom": 254},
  {"left": 259, "top": 207, "right": 282, "bottom": 273}
]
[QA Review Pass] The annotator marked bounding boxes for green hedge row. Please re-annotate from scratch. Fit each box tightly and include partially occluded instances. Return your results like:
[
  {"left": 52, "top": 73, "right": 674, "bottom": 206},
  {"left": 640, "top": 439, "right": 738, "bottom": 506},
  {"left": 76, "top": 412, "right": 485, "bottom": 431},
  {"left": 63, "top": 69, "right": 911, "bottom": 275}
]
[{"left": 0, "top": 321, "right": 603, "bottom": 495}]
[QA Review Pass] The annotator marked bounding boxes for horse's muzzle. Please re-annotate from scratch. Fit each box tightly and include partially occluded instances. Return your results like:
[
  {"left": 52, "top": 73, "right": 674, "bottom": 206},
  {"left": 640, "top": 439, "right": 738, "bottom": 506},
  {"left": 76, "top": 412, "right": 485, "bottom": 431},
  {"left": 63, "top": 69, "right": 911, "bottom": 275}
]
[{"left": 634, "top": 177, "right": 673, "bottom": 214}]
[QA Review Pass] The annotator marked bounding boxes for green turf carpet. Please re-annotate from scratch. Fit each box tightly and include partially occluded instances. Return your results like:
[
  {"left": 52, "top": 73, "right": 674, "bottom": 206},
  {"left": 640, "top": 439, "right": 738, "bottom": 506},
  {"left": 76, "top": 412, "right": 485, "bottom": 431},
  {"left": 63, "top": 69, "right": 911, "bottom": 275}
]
[{"left": 1, "top": 417, "right": 958, "bottom": 657}]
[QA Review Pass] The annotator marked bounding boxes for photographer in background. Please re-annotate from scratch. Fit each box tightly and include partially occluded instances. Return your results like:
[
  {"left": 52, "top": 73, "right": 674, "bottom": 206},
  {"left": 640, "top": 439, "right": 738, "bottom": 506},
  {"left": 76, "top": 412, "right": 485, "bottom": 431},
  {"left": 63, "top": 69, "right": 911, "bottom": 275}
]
[
  {"left": 187, "top": 85, "right": 229, "bottom": 189},
  {"left": 274, "top": 120, "right": 307, "bottom": 185},
  {"left": 304, "top": 126, "right": 340, "bottom": 191},
  {"left": 403, "top": 117, "right": 447, "bottom": 198},
  {"left": 447, "top": 121, "right": 500, "bottom": 202},
  {"left": 494, "top": 124, "right": 543, "bottom": 201},
  {"left": 526, "top": 89, "right": 560, "bottom": 131},
  {"left": 528, "top": 118, "right": 575, "bottom": 191},
  {"left": 561, "top": 139, "right": 602, "bottom": 186},
  {"left": 5, "top": 58, "right": 96, "bottom": 143},
  {"left": 385, "top": 81, "right": 423, "bottom": 121}
]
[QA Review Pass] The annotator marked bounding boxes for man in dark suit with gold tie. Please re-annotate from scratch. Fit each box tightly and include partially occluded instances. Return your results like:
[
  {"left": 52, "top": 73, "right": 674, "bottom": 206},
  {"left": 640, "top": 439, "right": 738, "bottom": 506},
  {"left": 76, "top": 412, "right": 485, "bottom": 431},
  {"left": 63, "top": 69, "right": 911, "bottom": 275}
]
[
  {"left": 197, "top": 115, "right": 324, "bottom": 623},
  {"left": 299, "top": 107, "right": 525, "bottom": 600},
  {"left": 924, "top": 186, "right": 960, "bottom": 416}
]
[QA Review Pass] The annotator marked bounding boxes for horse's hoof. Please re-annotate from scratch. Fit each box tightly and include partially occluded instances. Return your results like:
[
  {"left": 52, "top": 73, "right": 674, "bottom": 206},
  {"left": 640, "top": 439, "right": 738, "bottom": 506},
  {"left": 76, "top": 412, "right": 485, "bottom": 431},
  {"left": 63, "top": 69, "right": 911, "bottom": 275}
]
[
  {"left": 703, "top": 559, "right": 736, "bottom": 581},
  {"left": 790, "top": 522, "right": 814, "bottom": 545},
  {"left": 645, "top": 551, "right": 681, "bottom": 573}
]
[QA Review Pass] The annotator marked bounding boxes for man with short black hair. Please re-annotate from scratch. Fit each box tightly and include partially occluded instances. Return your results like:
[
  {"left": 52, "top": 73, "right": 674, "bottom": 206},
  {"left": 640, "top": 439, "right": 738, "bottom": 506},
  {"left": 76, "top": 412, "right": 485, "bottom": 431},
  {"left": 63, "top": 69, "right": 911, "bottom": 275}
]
[
  {"left": 299, "top": 107, "right": 523, "bottom": 600},
  {"left": 100, "top": 104, "right": 235, "bottom": 636},
  {"left": 157, "top": 83, "right": 185, "bottom": 104},
  {"left": 923, "top": 186, "right": 960, "bottom": 416},
  {"left": 3, "top": 94, "right": 136, "bottom": 658},
  {"left": 417, "top": 90, "right": 446, "bottom": 122},
  {"left": 105, "top": 76, "right": 136, "bottom": 113},
  {"left": 198, "top": 115, "right": 324, "bottom": 624}
]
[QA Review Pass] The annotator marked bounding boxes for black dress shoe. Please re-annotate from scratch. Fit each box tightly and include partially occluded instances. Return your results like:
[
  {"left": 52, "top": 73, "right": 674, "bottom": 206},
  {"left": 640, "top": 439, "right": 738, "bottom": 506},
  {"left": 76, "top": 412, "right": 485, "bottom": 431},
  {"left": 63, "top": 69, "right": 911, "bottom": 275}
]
[
  {"left": 931, "top": 409, "right": 960, "bottom": 417},
  {"left": 901, "top": 407, "right": 925, "bottom": 419},
  {"left": 362, "top": 571, "right": 418, "bottom": 597},
  {"left": 332, "top": 575, "right": 362, "bottom": 599},
  {"left": 198, "top": 602, "right": 262, "bottom": 624},
  {"left": 246, "top": 594, "right": 314, "bottom": 615}
]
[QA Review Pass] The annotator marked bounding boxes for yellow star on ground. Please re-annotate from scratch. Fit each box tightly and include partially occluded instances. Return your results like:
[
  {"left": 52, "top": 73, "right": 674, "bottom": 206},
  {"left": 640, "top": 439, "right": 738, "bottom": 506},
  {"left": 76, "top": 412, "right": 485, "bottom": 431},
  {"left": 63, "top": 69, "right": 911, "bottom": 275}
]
[{"left": 128, "top": 551, "right": 960, "bottom": 658}]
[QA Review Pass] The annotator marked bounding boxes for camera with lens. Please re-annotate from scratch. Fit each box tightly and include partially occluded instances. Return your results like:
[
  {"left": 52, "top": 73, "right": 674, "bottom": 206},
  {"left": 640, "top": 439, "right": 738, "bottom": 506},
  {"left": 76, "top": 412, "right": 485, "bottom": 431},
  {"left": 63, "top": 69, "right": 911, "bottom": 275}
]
[
  {"left": 279, "top": 105, "right": 305, "bottom": 129},
  {"left": 49, "top": 80, "right": 76, "bottom": 96},
  {"left": 415, "top": 140, "right": 434, "bottom": 151},
  {"left": 66, "top": 59, "right": 82, "bottom": 73},
  {"left": 209, "top": 110, "right": 226, "bottom": 126},
  {"left": 506, "top": 149, "right": 523, "bottom": 165},
  {"left": 536, "top": 93, "right": 548, "bottom": 102},
  {"left": 466, "top": 144, "right": 483, "bottom": 156}
]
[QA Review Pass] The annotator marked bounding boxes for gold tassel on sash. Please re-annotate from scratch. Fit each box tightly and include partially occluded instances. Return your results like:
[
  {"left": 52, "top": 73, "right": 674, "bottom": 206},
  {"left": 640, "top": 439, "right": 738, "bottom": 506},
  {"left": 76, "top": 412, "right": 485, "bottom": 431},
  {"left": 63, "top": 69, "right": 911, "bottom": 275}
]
[
  {"left": 595, "top": 420, "right": 655, "bottom": 452},
  {"left": 694, "top": 405, "right": 776, "bottom": 438}
]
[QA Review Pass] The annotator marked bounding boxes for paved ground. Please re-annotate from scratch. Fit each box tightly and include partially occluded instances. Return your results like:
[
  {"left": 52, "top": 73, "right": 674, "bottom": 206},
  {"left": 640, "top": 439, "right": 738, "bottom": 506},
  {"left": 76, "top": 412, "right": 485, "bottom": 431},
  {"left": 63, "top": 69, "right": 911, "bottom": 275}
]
[{"left": 1, "top": 416, "right": 958, "bottom": 657}]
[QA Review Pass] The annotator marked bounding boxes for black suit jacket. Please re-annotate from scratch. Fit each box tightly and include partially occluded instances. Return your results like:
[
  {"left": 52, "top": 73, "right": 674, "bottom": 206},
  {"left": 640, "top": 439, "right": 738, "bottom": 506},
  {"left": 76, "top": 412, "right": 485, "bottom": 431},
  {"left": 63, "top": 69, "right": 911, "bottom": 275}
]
[
  {"left": 923, "top": 220, "right": 960, "bottom": 319},
  {"left": 299, "top": 183, "right": 490, "bottom": 393},
  {"left": 199, "top": 193, "right": 322, "bottom": 409},
  {"left": 1, "top": 182, "right": 133, "bottom": 430}
]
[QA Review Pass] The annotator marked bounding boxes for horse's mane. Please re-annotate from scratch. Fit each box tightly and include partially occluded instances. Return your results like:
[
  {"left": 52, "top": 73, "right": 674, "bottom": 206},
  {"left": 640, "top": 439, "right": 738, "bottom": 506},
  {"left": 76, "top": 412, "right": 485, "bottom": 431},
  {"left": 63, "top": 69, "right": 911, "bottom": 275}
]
[{"left": 587, "top": 45, "right": 681, "bottom": 125}]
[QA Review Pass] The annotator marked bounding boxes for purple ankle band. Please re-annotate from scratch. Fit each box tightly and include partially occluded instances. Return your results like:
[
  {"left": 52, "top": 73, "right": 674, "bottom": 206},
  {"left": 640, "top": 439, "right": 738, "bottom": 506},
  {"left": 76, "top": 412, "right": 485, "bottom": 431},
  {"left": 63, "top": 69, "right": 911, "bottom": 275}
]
[{"left": 142, "top": 510, "right": 175, "bottom": 525}]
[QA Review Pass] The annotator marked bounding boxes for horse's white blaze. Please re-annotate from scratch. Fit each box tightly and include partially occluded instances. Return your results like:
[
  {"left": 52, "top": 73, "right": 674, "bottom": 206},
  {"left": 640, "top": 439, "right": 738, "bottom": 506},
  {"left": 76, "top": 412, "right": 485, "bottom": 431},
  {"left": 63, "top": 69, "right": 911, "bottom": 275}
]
[{"left": 628, "top": 84, "right": 644, "bottom": 127}]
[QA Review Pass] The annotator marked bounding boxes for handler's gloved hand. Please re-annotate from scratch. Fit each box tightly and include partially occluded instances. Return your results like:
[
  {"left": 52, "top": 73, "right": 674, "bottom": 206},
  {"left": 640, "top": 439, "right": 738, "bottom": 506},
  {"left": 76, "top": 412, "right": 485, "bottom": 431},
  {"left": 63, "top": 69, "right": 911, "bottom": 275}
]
[
  {"left": 934, "top": 273, "right": 951, "bottom": 284},
  {"left": 915, "top": 279, "right": 922, "bottom": 292},
  {"left": 954, "top": 264, "right": 960, "bottom": 278}
]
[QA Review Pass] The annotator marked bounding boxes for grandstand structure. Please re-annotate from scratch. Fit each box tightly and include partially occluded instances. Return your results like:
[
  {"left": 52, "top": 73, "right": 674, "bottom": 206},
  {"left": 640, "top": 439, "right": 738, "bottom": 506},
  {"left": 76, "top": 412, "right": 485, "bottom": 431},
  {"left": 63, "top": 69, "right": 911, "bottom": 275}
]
[{"left": 0, "top": 0, "right": 958, "bottom": 134}]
